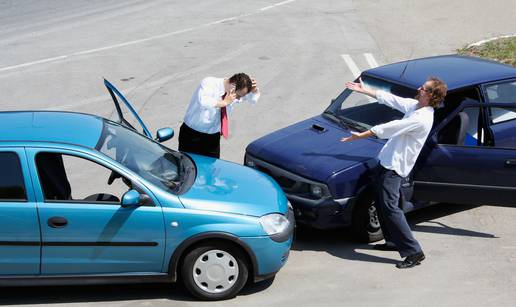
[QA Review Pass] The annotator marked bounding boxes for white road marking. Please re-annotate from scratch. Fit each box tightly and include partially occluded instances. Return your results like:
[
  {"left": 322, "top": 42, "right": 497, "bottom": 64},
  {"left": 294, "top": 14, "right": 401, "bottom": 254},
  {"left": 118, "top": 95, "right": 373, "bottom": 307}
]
[
  {"left": 260, "top": 0, "right": 297, "bottom": 11},
  {"left": 0, "top": 0, "right": 297, "bottom": 73},
  {"left": 340, "top": 54, "right": 361, "bottom": 79},
  {"left": 364, "top": 53, "right": 379, "bottom": 68},
  {"left": 467, "top": 34, "right": 515, "bottom": 48}
]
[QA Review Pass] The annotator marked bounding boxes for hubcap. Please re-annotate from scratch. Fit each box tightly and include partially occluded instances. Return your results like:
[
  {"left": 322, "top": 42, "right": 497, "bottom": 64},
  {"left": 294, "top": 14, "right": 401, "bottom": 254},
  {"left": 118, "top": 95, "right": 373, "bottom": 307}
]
[
  {"left": 192, "top": 249, "right": 239, "bottom": 294},
  {"left": 368, "top": 203, "right": 381, "bottom": 230}
]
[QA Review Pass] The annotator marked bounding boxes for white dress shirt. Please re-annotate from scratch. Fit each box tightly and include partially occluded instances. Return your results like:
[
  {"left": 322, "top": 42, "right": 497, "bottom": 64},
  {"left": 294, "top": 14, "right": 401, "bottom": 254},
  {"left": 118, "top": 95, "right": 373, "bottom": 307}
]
[
  {"left": 370, "top": 90, "right": 434, "bottom": 177},
  {"left": 183, "top": 77, "right": 260, "bottom": 134}
]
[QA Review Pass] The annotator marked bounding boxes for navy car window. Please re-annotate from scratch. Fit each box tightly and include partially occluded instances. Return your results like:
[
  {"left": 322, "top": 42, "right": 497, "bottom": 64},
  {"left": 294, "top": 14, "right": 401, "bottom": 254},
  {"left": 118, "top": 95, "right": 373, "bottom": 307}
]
[
  {"left": 486, "top": 81, "right": 516, "bottom": 104},
  {"left": 326, "top": 76, "right": 415, "bottom": 129},
  {"left": 0, "top": 152, "right": 27, "bottom": 201},
  {"left": 488, "top": 106, "right": 516, "bottom": 149}
]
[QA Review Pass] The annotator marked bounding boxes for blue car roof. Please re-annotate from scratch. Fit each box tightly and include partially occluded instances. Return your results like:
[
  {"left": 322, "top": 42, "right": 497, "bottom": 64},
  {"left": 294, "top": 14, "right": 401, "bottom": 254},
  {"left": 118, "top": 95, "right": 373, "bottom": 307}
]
[
  {"left": 363, "top": 55, "right": 516, "bottom": 91},
  {"left": 0, "top": 111, "right": 104, "bottom": 148}
]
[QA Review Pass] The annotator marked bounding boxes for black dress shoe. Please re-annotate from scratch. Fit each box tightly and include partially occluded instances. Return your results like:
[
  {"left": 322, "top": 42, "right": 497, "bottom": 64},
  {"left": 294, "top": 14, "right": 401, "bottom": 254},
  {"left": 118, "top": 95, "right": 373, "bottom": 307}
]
[
  {"left": 373, "top": 243, "right": 398, "bottom": 251},
  {"left": 396, "top": 252, "right": 425, "bottom": 269}
]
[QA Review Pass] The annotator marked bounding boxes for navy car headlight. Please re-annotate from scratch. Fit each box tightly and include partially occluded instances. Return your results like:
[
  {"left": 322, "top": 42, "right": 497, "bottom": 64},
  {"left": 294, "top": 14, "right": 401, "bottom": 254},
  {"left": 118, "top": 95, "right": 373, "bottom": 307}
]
[
  {"left": 309, "top": 183, "right": 330, "bottom": 199},
  {"left": 244, "top": 154, "right": 256, "bottom": 168}
]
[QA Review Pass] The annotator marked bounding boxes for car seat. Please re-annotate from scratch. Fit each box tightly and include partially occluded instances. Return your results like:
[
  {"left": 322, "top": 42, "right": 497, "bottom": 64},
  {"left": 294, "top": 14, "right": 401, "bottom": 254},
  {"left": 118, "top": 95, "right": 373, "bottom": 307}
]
[{"left": 438, "top": 111, "right": 470, "bottom": 145}]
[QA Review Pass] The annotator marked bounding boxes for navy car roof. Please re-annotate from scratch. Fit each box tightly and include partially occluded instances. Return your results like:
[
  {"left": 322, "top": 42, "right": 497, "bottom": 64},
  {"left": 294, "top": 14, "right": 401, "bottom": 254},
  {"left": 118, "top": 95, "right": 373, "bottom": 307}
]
[{"left": 363, "top": 54, "right": 516, "bottom": 91}]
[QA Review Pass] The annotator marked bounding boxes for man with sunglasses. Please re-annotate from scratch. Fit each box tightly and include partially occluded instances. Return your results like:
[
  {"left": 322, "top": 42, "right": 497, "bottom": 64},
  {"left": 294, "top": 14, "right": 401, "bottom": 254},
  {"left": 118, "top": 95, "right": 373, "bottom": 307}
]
[{"left": 341, "top": 77, "right": 447, "bottom": 269}]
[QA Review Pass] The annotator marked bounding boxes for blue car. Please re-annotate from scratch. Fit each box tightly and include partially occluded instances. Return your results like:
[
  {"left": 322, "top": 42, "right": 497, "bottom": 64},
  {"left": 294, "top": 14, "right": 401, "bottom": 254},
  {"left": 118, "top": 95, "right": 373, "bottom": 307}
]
[
  {"left": 0, "top": 80, "right": 293, "bottom": 301},
  {"left": 245, "top": 55, "right": 516, "bottom": 242}
]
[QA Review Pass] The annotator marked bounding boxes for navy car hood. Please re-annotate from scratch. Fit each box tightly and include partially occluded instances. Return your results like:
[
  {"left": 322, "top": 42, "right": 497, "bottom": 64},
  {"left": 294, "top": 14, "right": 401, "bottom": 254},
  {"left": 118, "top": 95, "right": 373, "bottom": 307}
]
[
  {"left": 178, "top": 154, "right": 288, "bottom": 217},
  {"left": 246, "top": 115, "right": 384, "bottom": 182}
]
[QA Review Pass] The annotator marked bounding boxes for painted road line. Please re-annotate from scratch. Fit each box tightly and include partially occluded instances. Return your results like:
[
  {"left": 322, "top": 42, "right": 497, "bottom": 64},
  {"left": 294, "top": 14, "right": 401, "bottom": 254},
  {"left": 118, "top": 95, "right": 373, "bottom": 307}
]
[
  {"left": 364, "top": 53, "right": 379, "bottom": 68},
  {"left": 0, "top": 0, "right": 297, "bottom": 73},
  {"left": 341, "top": 54, "right": 361, "bottom": 79}
]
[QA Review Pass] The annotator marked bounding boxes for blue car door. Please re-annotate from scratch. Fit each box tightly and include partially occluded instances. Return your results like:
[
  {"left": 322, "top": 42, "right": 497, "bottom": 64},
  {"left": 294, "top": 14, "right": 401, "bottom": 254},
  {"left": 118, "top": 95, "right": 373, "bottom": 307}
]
[
  {"left": 0, "top": 148, "right": 40, "bottom": 275},
  {"left": 413, "top": 82, "right": 516, "bottom": 206},
  {"left": 27, "top": 147, "right": 166, "bottom": 275}
]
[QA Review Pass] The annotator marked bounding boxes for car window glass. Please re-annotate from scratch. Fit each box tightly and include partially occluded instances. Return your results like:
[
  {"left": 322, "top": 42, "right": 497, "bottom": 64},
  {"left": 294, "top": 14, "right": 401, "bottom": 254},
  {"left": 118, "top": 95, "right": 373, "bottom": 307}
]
[
  {"left": 486, "top": 81, "right": 516, "bottom": 104},
  {"left": 36, "top": 152, "right": 132, "bottom": 204},
  {"left": 328, "top": 76, "right": 413, "bottom": 129},
  {"left": 489, "top": 106, "right": 516, "bottom": 149},
  {"left": 0, "top": 152, "right": 27, "bottom": 201},
  {"left": 96, "top": 121, "right": 182, "bottom": 193},
  {"left": 437, "top": 106, "right": 480, "bottom": 146},
  {"left": 490, "top": 106, "right": 516, "bottom": 124}
]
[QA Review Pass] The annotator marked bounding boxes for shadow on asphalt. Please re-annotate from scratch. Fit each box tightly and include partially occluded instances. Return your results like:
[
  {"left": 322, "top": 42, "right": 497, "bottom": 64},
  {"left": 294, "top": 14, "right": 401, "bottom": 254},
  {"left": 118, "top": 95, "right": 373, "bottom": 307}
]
[
  {"left": 0, "top": 275, "right": 275, "bottom": 305},
  {"left": 292, "top": 203, "right": 497, "bottom": 263}
]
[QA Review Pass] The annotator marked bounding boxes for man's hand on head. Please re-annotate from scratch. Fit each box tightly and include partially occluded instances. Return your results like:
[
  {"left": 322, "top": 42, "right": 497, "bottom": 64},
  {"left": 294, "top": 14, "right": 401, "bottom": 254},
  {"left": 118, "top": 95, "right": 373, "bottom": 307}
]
[{"left": 251, "top": 78, "right": 259, "bottom": 93}]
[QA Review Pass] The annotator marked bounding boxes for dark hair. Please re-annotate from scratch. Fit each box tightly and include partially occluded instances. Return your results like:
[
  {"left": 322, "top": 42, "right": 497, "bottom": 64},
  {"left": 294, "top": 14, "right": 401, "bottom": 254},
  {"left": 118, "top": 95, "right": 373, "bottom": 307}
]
[
  {"left": 427, "top": 77, "right": 448, "bottom": 108},
  {"left": 229, "top": 73, "right": 252, "bottom": 93}
]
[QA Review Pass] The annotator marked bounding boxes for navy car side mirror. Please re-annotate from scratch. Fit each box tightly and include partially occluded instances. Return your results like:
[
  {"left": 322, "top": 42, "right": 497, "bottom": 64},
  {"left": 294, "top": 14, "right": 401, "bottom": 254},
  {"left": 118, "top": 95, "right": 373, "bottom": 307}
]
[
  {"left": 121, "top": 189, "right": 141, "bottom": 207},
  {"left": 156, "top": 127, "right": 174, "bottom": 143}
]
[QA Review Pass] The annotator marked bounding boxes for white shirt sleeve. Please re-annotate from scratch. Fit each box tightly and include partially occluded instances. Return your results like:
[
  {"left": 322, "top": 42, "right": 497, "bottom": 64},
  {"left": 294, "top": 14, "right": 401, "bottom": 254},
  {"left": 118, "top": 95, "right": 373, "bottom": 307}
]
[
  {"left": 197, "top": 78, "right": 219, "bottom": 108},
  {"left": 371, "top": 116, "right": 423, "bottom": 139},
  {"left": 377, "top": 90, "right": 417, "bottom": 114}
]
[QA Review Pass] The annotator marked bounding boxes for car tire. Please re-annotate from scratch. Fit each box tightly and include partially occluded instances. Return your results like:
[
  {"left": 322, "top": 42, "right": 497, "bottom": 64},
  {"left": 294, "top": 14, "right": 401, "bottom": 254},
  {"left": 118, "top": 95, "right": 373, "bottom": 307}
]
[
  {"left": 351, "top": 195, "right": 384, "bottom": 243},
  {"left": 181, "top": 242, "right": 249, "bottom": 301}
]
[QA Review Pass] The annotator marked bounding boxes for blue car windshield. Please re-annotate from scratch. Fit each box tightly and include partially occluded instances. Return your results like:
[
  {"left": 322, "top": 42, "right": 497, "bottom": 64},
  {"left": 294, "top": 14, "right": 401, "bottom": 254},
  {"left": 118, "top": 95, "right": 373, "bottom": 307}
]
[
  {"left": 324, "top": 76, "right": 416, "bottom": 131},
  {"left": 96, "top": 120, "right": 194, "bottom": 194}
]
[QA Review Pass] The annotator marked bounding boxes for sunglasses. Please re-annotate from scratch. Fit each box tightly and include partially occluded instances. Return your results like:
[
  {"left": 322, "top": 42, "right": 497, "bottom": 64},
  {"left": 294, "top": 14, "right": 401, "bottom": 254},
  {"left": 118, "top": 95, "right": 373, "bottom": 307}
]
[{"left": 419, "top": 86, "right": 432, "bottom": 93}]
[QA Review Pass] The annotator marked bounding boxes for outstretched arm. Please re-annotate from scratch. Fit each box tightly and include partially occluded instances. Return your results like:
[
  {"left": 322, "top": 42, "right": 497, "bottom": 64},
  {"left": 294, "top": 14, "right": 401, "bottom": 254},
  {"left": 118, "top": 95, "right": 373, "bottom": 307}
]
[
  {"left": 340, "top": 130, "right": 376, "bottom": 142},
  {"left": 345, "top": 78, "right": 377, "bottom": 98}
]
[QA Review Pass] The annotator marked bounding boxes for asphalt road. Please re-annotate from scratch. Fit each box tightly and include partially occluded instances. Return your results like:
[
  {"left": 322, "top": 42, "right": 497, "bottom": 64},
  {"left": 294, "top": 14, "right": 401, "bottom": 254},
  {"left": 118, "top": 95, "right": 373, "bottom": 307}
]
[{"left": 1, "top": 0, "right": 516, "bottom": 306}]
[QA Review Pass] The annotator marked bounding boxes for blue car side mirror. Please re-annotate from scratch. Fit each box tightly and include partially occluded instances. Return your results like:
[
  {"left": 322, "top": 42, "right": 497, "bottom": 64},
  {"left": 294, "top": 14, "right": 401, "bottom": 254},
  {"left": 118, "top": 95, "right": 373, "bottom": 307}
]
[
  {"left": 156, "top": 127, "right": 174, "bottom": 143},
  {"left": 121, "top": 189, "right": 141, "bottom": 207}
]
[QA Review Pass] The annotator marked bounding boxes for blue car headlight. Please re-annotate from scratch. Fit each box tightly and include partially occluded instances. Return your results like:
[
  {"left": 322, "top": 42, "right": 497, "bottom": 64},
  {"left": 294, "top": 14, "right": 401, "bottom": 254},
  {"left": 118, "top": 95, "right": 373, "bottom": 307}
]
[
  {"left": 259, "top": 206, "right": 295, "bottom": 243},
  {"left": 260, "top": 213, "right": 290, "bottom": 235}
]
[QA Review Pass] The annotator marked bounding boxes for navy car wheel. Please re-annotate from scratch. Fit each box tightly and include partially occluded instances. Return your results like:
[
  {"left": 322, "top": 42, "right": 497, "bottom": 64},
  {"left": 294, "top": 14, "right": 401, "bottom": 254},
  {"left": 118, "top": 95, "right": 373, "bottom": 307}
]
[
  {"left": 351, "top": 196, "right": 383, "bottom": 243},
  {"left": 181, "top": 242, "right": 249, "bottom": 300}
]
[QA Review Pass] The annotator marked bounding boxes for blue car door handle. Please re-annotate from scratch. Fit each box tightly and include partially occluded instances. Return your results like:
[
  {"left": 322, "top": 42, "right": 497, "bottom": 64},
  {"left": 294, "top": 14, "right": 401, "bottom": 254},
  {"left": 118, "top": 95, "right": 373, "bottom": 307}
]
[
  {"left": 505, "top": 159, "right": 516, "bottom": 166},
  {"left": 48, "top": 216, "right": 68, "bottom": 228}
]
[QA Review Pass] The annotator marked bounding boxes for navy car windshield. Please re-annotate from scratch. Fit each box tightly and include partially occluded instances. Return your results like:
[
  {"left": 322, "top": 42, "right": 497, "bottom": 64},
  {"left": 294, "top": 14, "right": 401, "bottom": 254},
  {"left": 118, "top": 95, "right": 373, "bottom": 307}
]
[
  {"left": 324, "top": 76, "right": 416, "bottom": 131},
  {"left": 96, "top": 120, "right": 195, "bottom": 194}
]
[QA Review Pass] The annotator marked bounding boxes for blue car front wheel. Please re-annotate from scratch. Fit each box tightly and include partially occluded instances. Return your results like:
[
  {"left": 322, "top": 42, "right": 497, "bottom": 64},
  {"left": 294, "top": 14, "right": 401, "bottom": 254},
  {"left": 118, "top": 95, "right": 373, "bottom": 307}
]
[{"left": 181, "top": 242, "right": 249, "bottom": 300}]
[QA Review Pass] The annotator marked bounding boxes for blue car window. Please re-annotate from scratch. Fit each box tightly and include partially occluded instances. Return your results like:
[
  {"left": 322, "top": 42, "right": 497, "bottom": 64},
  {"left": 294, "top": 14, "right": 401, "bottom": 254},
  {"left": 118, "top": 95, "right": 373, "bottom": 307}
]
[
  {"left": 437, "top": 106, "right": 480, "bottom": 146},
  {"left": 36, "top": 152, "right": 130, "bottom": 204},
  {"left": 96, "top": 120, "right": 192, "bottom": 194},
  {"left": 488, "top": 106, "right": 516, "bottom": 149},
  {"left": 0, "top": 152, "right": 27, "bottom": 202},
  {"left": 486, "top": 81, "right": 516, "bottom": 104}
]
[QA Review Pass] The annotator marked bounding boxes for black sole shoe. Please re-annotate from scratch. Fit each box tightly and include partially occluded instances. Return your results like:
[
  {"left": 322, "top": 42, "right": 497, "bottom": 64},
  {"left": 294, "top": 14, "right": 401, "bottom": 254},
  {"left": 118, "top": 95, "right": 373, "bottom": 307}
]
[{"left": 396, "top": 252, "right": 425, "bottom": 269}]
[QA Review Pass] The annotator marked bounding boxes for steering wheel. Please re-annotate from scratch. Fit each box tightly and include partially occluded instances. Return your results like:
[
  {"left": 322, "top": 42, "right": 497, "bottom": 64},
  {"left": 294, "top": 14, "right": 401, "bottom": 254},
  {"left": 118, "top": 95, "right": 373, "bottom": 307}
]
[{"left": 107, "top": 170, "right": 122, "bottom": 185}]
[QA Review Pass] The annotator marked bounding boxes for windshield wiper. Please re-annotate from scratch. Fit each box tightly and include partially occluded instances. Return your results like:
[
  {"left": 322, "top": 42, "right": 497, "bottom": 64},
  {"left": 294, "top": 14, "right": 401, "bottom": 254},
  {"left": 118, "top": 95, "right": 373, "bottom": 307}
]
[{"left": 338, "top": 117, "right": 370, "bottom": 132}]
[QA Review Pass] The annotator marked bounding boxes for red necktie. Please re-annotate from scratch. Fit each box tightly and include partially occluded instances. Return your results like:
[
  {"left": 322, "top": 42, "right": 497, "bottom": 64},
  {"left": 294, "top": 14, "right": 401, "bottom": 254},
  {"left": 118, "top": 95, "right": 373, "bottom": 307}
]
[{"left": 220, "top": 95, "right": 229, "bottom": 139}]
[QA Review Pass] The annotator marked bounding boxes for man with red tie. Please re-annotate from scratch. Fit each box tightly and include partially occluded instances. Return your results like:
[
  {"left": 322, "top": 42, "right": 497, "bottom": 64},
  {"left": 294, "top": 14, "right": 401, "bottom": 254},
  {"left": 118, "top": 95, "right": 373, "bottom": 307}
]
[{"left": 178, "top": 73, "right": 259, "bottom": 158}]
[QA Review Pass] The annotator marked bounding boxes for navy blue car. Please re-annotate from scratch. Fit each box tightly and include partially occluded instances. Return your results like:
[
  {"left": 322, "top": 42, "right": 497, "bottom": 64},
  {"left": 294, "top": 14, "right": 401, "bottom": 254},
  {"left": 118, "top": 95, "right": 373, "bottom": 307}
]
[{"left": 245, "top": 55, "right": 516, "bottom": 242}]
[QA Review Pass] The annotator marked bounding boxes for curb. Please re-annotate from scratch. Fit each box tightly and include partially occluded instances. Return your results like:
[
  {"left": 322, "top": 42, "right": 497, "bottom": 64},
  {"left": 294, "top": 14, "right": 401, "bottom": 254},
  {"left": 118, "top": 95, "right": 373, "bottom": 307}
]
[{"left": 466, "top": 34, "right": 516, "bottom": 48}]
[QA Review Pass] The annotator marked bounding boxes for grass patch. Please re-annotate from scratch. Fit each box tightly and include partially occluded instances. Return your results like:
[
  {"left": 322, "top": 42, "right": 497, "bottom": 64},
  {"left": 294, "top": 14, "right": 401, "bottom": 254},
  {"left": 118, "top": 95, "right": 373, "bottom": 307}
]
[{"left": 458, "top": 36, "right": 516, "bottom": 67}]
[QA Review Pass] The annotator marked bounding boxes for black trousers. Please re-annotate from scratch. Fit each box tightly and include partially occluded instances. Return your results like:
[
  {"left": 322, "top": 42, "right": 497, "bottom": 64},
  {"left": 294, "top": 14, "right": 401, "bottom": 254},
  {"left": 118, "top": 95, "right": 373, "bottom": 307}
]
[
  {"left": 375, "top": 166, "right": 422, "bottom": 257},
  {"left": 178, "top": 123, "right": 221, "bottom": 159}
]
